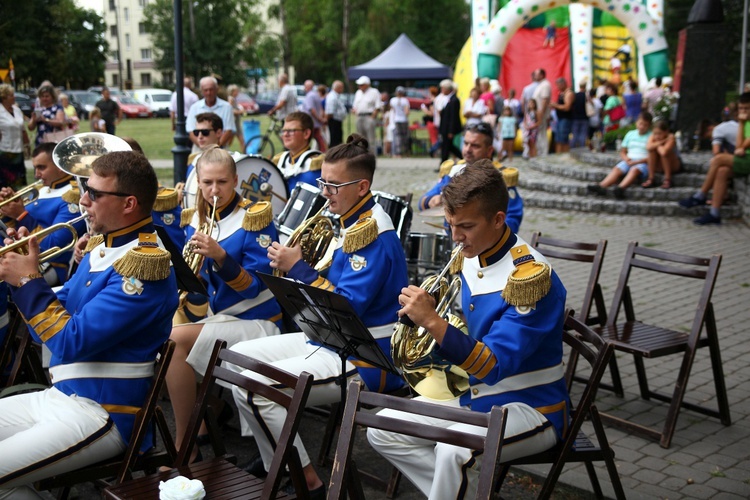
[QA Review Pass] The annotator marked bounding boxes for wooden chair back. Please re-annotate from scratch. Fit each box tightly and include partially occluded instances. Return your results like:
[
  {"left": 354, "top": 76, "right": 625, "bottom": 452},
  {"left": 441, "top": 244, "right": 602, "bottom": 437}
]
[{"left": 328, "top": 380, "right": 507, "bottom": 500}]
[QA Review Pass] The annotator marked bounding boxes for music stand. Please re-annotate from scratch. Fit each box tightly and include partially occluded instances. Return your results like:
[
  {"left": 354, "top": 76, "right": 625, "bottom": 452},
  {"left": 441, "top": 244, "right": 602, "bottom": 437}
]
[
  {"left": 154, "top": 225, "right": 207, "bottom": 296},
  {"left": 258, "top": 272, "right": 398, "bottom": 404}
]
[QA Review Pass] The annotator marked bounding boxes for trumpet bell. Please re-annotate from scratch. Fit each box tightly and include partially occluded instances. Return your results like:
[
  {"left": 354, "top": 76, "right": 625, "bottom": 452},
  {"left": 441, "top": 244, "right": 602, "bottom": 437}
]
[{"left": 52, "top": 133, "right": 132, "bottom": 178}]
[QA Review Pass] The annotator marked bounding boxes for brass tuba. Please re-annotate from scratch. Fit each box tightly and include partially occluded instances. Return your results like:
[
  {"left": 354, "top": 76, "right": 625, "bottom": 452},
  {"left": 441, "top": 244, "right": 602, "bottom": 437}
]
[
  {"left": 391, "top": 244, "right": 470, "bottom": 401},
  {"left": 273, "top": 201, "right": 336, "bottom": 277}
]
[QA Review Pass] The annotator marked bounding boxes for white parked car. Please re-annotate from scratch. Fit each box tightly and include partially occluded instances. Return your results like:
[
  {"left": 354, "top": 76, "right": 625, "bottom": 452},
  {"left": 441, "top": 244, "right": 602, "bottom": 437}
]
[{"left": 133, "top": 89, "right": 172, "bottom": 118}]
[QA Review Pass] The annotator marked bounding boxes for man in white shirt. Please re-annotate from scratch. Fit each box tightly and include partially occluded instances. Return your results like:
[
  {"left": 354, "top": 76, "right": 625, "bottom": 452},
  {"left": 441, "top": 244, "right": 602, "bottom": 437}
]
[
  {"left": 268, "top": 73, "right": 298, "bottom": 121},
  {"left": 169, "top": 77, "right": 199, "bottom": 131},
  {"left": 351, "top": 76, "right": 382, "bottom": 154},
  {"left": 325, "top": 80, "right": 347, "bottom": 147},
  {"left": 532, "top": 68, "right": 552, "bottom": 157},
  {"left": 389, "top": 86, "right": 410, "bottom": 157},
  {"left": 185, "top": 76, "right": 235, "bottom": 153}
]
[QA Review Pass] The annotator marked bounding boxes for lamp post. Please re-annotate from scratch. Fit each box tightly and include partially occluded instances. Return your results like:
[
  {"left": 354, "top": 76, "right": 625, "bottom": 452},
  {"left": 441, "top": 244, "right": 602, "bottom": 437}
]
[{"left": 172, "top": 0, "right": 191, "bottom": 185}]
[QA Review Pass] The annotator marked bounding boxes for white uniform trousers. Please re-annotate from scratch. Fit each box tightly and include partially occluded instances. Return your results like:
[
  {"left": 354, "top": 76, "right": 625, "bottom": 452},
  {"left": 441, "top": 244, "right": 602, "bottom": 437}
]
[
  {"left": 0, "top": 387, "right": 126, "bottom": 499},
  {"left": 367, "top": 398, "right": 559, "bottom": 500},
  {"left": 229, "top": 332, "right": 360, "bottom": 472}
]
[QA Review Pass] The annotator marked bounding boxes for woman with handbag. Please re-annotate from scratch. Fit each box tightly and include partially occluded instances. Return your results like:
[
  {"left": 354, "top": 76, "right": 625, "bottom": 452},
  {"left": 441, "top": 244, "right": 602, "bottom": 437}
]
[
  {"left": 0, "top": 84, "right": 30, "bottom": 188},
  {"left": 602, "top": 82, "right": 626, "bottom": 132},
  {"left": 28, "top": 85, "right": 66, "bottom": 146}
]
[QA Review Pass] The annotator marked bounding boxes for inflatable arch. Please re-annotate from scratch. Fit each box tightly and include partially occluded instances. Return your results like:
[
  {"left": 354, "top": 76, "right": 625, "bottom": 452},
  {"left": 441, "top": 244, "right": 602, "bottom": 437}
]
[{"left": 475, "top": 0, "right": 671, "bottom": 82}]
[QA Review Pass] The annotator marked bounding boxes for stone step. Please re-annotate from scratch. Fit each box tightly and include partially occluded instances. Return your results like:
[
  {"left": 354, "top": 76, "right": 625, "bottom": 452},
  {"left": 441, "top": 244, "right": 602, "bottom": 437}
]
[{"left": 570, "top": 149, "right": 713, "bottom": 174}]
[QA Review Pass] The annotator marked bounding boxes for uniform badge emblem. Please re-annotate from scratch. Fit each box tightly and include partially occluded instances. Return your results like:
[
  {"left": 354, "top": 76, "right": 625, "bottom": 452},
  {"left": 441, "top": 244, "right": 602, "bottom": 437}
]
[
  {"left": 122, "top": 276, "right": 145, "bottom": 296},
  {"left": 256, "top": 234, "right": 271, "bottom": 248},
  {"left": 515, "top": 304, "right": 535, "bottom": 315},
  {"left": 68, "top": 203, "right": 80, "bottom": 213},
  {"left": 509, "top": 189, "right": 517, "bottom": 199},
  {"left": 349, "top": 254, "right": 367, "bottom": 271},
  {"left": 162, "top": 213, "right": 175, "bottom": 225}
]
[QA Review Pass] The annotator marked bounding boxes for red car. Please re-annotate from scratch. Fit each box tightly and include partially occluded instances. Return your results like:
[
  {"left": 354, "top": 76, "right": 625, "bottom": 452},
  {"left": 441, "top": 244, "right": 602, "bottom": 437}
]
[
  {"left": 114, "top": 95, "right": 153, "bottom": 118},
  {"left": 236, "top": 93, "right": 259, "bottom": 114},
  {"left": 404, "top": 88, "right": 431, "bottom": 110}
]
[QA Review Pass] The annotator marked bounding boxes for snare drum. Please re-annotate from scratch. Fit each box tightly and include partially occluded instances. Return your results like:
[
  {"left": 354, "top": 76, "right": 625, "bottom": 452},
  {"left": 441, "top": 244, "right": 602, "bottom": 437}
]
[
  {"left": 183, "top": 154, "right": 289, "bottom": 216},
  {"left": 404, "top": 232, "right": 451, "bottom": 269},
  {"left": 275, "top": 182, "right": 327, "bottom": 238},
  {"left": 372, "top": 191, "right": 412, "bottom": 245}
]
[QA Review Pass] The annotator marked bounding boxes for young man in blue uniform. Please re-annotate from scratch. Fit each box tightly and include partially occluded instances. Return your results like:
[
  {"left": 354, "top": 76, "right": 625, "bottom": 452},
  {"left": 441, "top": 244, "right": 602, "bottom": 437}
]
[
  {"left": 230, "top": 134, "right": 409, "bottom": 498},
  {"left": 0, "top": 151, "right": 178, "bottom": 498},
  {"left": 369, "top": 160, "right": 570, "bottom": 499},
  {"left": 418, "top": 123, "right": 523, "bottom": 234},
  {"left": 273, "top": 111, "right": 323, "bottom": 193},
  {"left": 0, "top": 143, "right": 87, "bottom": 285}
]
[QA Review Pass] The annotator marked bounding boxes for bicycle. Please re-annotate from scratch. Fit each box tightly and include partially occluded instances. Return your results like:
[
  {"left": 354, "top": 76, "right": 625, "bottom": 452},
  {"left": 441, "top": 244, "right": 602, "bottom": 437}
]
[{"left": 244, "top": 116, "right": 282, "bottom": 158}]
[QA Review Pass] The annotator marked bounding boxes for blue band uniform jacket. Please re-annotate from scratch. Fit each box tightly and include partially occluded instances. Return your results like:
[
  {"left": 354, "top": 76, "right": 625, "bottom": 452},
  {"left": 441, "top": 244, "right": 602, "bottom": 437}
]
[{"left": 274, "top": 148, "right": 322, "bottom": 193}]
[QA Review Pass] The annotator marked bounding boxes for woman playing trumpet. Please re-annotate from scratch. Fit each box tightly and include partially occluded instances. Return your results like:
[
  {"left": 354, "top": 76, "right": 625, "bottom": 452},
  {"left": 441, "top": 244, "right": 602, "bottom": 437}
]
[{"left": 166, "top": 146, "right": 282, "bottom": 462}]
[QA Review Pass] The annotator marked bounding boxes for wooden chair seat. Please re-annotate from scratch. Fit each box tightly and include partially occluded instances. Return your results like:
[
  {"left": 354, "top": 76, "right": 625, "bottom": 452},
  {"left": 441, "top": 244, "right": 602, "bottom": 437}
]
[{"left": 599, "top": 322, "right": 699, "bottom": 357}]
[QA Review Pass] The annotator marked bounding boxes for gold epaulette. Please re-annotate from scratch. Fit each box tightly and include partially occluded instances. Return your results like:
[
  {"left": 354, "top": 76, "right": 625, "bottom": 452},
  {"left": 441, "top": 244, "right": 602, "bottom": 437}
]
[
  {"left": 502, "top": 245, "right": 552, "bottom": 307},
  {"left": 501, "top": 167, "right": 519, "bottom": 188},
  {"left": 343, "top": 217, "right": 378, "bottom": 253},
  {"left": 62, "top": 183, "right": 80, "bottom": 204},
  {"left": 438, "top": 159, "right": 456, "bottom": 177},
  {"left": 153, "top": 187, "right": 180, "bottom": 212},
  {"left": 449, "top": 246, "right": 464, "bottom": 275},
  {"left": 242, "top": 201, "right": 273, "bottom": 231},
  {"left": 113, "top": 233, "right": 171, "bottom": 281},
  {"left": 492, "top": 160, "right": 504, "bottom": 170},
  {"left": 187, "top": 152, "right": 201, "bottom": 168},
  {"left": 237, "top": 198, "right": 252, "bottom": 209},
  {"left": 180, "top": 207, "right": 196, "bottom": 228},
  {"left": 84, "top": 234, "right": 104, "bottom": 255},
  {"left": 272, "top": 152, "right": 284, "bottom": 165},
  {"left": 309, "top": 154, "right": 324, "bottom": 172}
]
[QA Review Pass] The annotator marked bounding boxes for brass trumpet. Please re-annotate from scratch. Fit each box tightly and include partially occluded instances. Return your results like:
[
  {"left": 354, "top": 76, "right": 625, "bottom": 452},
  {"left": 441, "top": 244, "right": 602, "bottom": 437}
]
[
  {"left": 0, "top": 180, "right": 44, "bottom": 209},
  {"left": 0, "top": 213, "right": 88, "bottom": 281}
]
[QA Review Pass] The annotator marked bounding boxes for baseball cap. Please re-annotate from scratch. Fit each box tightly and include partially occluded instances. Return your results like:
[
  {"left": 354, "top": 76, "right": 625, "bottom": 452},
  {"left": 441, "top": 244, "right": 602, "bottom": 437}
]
[
  {"left": 356, "top": 76, "right": 371, "bottom": 86},
  {"left": 395, "top": 86, "right": 405, "bottom": 94}
]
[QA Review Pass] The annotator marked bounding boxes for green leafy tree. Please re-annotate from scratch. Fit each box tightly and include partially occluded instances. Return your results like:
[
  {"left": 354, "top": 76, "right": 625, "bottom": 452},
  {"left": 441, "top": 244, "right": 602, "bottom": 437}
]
[{"left": 144, "top": 0, "right": 253, "bottom": 86}]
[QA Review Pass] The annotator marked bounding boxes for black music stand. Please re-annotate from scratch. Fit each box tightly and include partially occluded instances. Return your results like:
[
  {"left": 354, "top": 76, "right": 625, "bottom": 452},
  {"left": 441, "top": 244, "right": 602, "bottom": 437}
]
[
  {"left": 154, "top": 225, "right": 207, "bottom": 296},
  {"left": 259, "top": 272, "right": 398, "bottom": 404}
]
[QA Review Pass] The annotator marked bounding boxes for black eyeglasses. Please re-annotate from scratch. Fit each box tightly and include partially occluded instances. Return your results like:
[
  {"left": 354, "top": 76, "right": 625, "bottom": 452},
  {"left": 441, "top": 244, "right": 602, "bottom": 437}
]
[
  {"left": 192, "top": 129, "right": 216, "bottom": 137},
  {"left": 85, "top": 185, "right": 132, "bottom": 202},
  {"left": 280, "top": 128, "right": 304, "bottom": 135},
  {"left": 316, "top": 177, "right": 363, "bottom": 195},
  {"left": 465, "top": 122, "right": 494, "bottom": 137}
]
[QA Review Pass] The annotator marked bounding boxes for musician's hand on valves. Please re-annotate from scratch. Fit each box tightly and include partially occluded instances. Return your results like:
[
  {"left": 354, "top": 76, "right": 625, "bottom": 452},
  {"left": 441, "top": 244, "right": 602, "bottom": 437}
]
[
  {"left": 267, "top": 241, "right": 302, "bottom": 273},
  {"left": 190, "top": 232, "right": 226, "bottom": 267},
  {"left": 0, "top": 231, "right": 40, "bottom": 286},
  {"left": 74, "top": 233, "right": 91, "bottom": 264},
  {"left": 398, "top": 285, "right": 449, "bottom": 342}
]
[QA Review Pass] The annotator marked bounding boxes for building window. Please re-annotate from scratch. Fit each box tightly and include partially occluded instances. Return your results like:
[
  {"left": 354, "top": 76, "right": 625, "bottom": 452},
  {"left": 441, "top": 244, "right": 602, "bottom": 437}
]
[
  {"left": 138, "top": 0, "right": 148, "bottom": 6},
  {"left": 125, "top": 34, "right": 130, "bottom": 49},
  {"left": 109, "top": 0, "right": 116, "bottom": 10},
  {"left": 110, "top": 25, "right": 117, "bottom": 36},
  {"left": 123, "top": 7, "right": 129, "bottom": 22},
  {"left": 112, "top": 74, "right": 119, "bottom": 87},
  {"left": 140, "top": 49, "right": 152, "bottom": 60},
  {"left": 141, "top": 73, "right": 152, "bottom": 87},
  {"left": 139, "top": 22, "right": 147, "bottom": 34},
  {"left": 111, "top": 50, "right": 119, "bottom": 61},
  {"left": 162, "top": 71, "right": 174, "bottom": 86}
]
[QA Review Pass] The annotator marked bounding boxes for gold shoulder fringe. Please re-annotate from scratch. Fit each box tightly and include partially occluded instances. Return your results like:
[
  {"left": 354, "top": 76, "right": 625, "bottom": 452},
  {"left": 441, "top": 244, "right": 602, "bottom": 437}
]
[
  {"left": 113, "top": 234, "right": 171, "bottom": 281},
  {"left": 502, "top": 245, "right": 551, "bottom": 307},
  {"left": 343, "top": 217, "right": 378, "bottom": 253},
  {"left": 309, "top": 154, "right": 324, "bottom": 172},
  {"left": 449, "top": 247, "right": 464, "bottom": 275},
  {"left": 438, "top": 159, "right": 456, "bottom": 177},
  {"left": 180, "top": 207, "right": 196, "bottom": 228},
  {"left": 61, "top": 188, "right": 80, "bottom": 205},
  {"left": 272, "top": 152, "right": 284, "bottom": 165},
  {"left": 84, "top": 234, "right": 104, "bottom": 255},
  {"left": 153, "top": 188, "right": 179, "bottom": 212},
  {"left": 187, "top": 152, "right": 201, "bottom": 168},
  {"left": 243, "top": 201, "right": 273, "bottom": 231},
  {"left": 501, "top": 167, "right": 519, "bottom": 188}
]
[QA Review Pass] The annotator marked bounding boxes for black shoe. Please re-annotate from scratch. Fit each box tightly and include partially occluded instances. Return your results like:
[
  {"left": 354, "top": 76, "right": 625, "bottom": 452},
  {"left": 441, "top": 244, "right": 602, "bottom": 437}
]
[
  {"left": 693, "top": 212, "right": 721, "bottom": 225},
  {"left": 679, "top": 196, "right": 704, "bottom": 209},
  {"left": 587, "top": 184, "right": 606, "bottom": 196},
  {"left": 283, "top": 480, "right": 326, "bottom": 500},
  {"left": 242, "top": 453, "right": 267, "bottom": 478},
  {"left": 614, "top": 187, "right": 625, "bottom": 200}
]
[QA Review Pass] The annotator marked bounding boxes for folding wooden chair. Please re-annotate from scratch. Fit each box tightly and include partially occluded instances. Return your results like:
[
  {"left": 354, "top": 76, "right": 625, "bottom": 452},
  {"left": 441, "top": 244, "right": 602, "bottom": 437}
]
[
  {"left": 327, "top": 379, "right": 508, "bottom": 500},
  {"left": 104, "top": 340, "right": 314, "bottom": 500},
  {"left": 597, "top": 242, "right": 730, "bottom": 448},
  {"left": 1, "top": 303, "right": 48, "bottom": 390},
  {"left": 528, "top": 232, "right": 619, "bottom": 394},
  {"left": 35, "top": 339, "right": 177, "bottom": 499},
  {"left": 495, "top": 313, "right": 625, "bottom": 500}
]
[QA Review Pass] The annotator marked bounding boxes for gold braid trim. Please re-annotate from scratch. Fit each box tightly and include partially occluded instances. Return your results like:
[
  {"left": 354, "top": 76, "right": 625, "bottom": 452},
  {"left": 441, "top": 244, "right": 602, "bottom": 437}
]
[
  {"left": 153, "top": 188, "right": 179, "bottom": 212},
  {"left": 180, "top": 207, "right": 196, "bottom": 228},
  {"left": 449, "top": 246, "right": 464, "bottom": 275},
  {"left": 113, "top": 234, "right": 171, "bottom": 281},
  {"left": 242, "top": 201, "right": 273, "bottom": 231},
  {"left": 61, "top": 188, "right": 80, "bottom": 204},
  {"left": 309, "top": 154, "right": 324, "bottom": 171},
  {"left": 84, "top": 234, "right": 104, "bottom": 255},
  {"left": 343, "top": 217, "right": 378, "bottom": 253},
  {"left": 501, "top": 167, "right": 519, "bottom": 188},
  {"left": 501, "top": 245, "right": 552, "bottom": 306},
  {"left": 272, "top": 152, "right": 284, "bottom": 164},
  {"left": 438, "top": 159, "right": 457, "bottom": 177}
]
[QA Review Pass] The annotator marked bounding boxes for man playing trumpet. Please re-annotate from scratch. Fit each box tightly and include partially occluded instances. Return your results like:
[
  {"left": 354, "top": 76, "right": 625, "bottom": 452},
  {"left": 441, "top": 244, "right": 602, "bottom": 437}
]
[{"left": 0, "top": 142, "right": 87, "bottom": 285}]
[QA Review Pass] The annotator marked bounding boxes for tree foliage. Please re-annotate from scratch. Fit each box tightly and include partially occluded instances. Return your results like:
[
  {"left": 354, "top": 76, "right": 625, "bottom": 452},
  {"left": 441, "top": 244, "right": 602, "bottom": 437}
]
[
  {"left": 0, "top": 0, "right": 107, "bottom": 90},
  {"left": 143, "top": 0, "right": 255, "bottom": 85}
]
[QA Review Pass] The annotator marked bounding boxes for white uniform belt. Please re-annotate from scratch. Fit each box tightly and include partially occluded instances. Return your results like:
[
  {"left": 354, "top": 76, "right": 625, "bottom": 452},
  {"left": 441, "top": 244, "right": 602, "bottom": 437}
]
[
  {"left": 0, "top": 311, "right": 8, "bottom": 330},
  {"left": 217, "top": 288, "right": 274, "bottom": 317},
  {"left": 469, "top": 363, "right": 564, "bottom": 399},
  {"left": 50, "top": 361, "right": 154, "bottom": 383},
  {"left": 369, "top": 323, "right": 395, "bottom": 340}
]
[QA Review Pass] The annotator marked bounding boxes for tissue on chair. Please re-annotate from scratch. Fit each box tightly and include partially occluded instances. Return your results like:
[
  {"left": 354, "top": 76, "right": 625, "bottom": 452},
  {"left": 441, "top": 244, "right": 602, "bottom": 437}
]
[{"left": 158, "top": 475, "right": 206, "bottom": 500}]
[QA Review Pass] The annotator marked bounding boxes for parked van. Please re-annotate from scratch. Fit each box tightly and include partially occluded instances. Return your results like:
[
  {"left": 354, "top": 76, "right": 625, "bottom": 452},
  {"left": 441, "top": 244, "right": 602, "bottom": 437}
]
[{"left": 133, "top": 89, "right": 172, "bottom": 117}]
